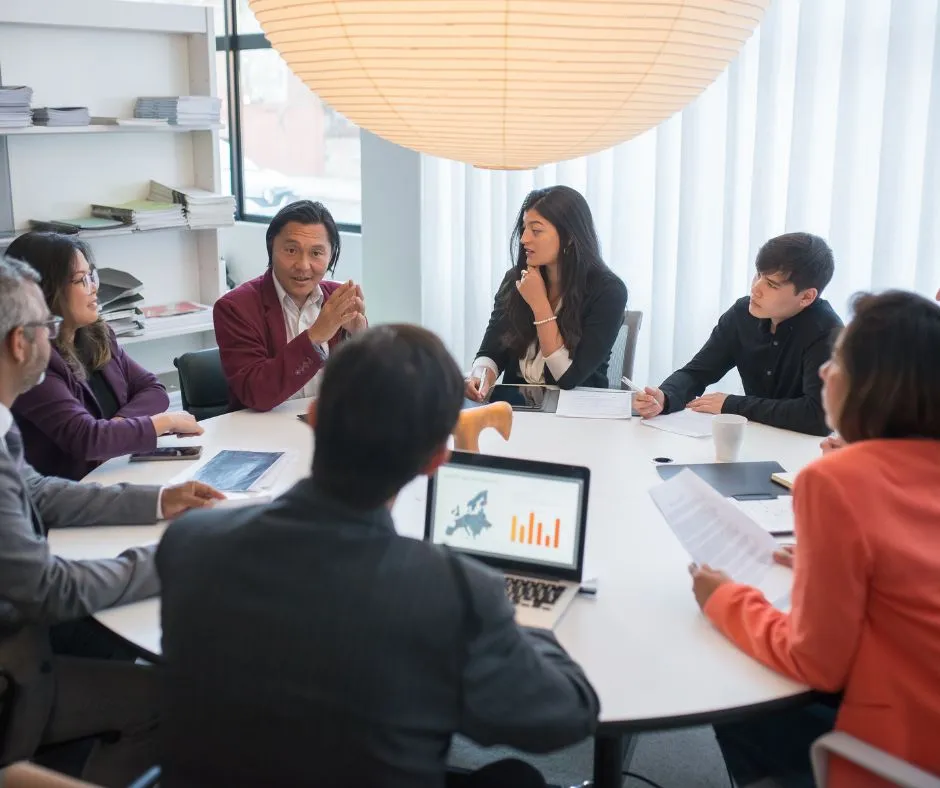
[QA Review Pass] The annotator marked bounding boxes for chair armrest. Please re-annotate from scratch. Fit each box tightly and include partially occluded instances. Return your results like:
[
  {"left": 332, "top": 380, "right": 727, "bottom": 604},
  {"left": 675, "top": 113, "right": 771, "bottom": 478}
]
[{"left": 811, "top": 732, "right": 940, "bottom": 788}]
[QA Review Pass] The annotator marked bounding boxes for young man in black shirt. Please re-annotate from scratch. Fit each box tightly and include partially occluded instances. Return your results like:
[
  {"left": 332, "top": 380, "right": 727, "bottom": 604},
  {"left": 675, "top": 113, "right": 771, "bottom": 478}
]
[{"left": 635, "top": 233, "right": 842, "bottom": 436}]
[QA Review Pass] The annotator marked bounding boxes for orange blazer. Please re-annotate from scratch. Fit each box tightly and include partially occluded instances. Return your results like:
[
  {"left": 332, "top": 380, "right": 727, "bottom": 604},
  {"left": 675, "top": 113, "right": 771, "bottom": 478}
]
[{"left": 705, "top": 439, "right": 940, "bottom": 787}]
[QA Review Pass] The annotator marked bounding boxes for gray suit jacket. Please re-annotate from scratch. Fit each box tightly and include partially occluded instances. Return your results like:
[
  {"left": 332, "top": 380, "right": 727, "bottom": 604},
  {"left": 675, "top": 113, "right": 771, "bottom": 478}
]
[
  {"left": 157, "top": 479, "right": 600, "bottom": 788},
  {"left": 0, "top": 425, "right": 161, "bottom": 761}
]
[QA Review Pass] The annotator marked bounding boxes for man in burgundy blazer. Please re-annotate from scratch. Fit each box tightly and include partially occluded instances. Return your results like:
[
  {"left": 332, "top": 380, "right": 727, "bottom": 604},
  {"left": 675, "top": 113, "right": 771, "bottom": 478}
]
[{"left": 214, "top": 201, "right": 366, "bottom": 412}]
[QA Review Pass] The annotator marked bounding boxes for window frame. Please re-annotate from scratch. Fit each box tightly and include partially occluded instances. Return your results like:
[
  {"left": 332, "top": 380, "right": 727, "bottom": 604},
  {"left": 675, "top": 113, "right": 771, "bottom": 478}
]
[{"left": 215, "top": 1, "right": 362, "bottom": 233}]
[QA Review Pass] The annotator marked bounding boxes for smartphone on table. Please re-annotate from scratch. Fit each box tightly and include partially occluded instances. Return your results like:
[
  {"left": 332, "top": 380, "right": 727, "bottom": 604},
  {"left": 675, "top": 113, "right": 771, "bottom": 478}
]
[{"left": 129, "top": 446, "right": 203, "bottom": 462}]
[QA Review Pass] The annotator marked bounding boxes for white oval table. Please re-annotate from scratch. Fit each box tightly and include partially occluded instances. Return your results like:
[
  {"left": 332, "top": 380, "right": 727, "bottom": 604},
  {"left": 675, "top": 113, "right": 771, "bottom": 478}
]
[{"left": 49, "top": 398, "right": 822, "bottom": 787}]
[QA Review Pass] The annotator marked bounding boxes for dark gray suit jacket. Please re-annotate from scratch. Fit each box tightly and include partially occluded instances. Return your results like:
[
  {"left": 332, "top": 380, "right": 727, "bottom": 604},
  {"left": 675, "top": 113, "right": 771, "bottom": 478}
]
[
  {"left": 0, "top": 424, "right": 161, "bottom": 761},
  {"left": 157, "top": 480, "right": 599, "bottom": 788}
]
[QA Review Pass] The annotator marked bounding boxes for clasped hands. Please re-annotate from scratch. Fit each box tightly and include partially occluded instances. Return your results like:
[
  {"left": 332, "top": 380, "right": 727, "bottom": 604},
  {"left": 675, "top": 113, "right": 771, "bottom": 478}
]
[{"left": 306, "top": 280, "right": 367, "bottom": 346}]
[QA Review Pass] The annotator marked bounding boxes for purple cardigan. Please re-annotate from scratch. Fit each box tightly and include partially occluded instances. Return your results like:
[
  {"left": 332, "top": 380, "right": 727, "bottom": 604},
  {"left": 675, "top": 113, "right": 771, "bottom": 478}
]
[{"left": 12, "top": 328, "right": 170, "bottom": 480}]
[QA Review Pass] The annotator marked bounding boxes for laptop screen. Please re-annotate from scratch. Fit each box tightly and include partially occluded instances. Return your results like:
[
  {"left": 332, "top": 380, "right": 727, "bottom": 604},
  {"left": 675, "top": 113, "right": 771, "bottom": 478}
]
[{"left": 425, "top": 453, "right": 589, "bottom": 579}]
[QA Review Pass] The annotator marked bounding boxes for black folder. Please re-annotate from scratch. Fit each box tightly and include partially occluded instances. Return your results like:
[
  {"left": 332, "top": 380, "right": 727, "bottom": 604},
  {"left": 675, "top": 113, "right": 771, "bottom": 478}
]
[{"left": 656, "top": 461, "right": 790, "bottom": 499}]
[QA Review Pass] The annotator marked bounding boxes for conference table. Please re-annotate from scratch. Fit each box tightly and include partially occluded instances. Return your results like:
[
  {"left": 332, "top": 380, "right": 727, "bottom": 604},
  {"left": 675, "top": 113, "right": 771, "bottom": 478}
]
[{"left": 49, "top": 396, "right": 821, "bottom": 788}]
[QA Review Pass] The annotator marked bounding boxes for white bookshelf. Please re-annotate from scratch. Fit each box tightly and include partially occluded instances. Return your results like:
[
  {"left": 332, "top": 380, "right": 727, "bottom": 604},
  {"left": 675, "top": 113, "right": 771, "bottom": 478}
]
[
  {"left": 0, "top": 0, "right": 225, "bottom": 374},
  {"left": 0, "top": 124, "right": 222, "bottom": 136}
]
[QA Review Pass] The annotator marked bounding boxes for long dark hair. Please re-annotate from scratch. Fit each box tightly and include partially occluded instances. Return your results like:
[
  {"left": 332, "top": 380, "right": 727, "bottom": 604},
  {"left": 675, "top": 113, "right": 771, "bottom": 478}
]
[
  {"left": 498, "top": 186, "right": 608, "bottom": 357},
  {"left": 5, "top": 231, "right": 111, "bottom": 378}
]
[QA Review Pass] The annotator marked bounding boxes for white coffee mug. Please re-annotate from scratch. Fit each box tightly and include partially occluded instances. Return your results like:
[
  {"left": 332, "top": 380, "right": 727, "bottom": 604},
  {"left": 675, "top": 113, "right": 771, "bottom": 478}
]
[{"left": 712, "top": 414, "right": 748, "bottom": 462}]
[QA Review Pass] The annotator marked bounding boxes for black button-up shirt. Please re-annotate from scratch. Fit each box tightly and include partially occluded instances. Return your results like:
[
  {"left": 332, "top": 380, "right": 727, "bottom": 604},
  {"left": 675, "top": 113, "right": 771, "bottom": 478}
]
[{"left": 659, "top": 296, "right": 843, "bottom": 436}]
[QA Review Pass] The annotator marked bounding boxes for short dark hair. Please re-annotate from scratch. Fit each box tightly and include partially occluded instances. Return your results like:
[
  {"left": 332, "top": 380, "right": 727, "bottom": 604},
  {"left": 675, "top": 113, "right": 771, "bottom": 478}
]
[
  {"left": 265, "top": 200, "right": 341, "bottom": 273},
  {"left": 836, "top": 290, "right": 940, "bottom": 443},
  {"left": 755, "top": 232, "right": 834, "bottom": 295},
  {"left": 312, "top": 325, "right": 465, "bottom": 508}
]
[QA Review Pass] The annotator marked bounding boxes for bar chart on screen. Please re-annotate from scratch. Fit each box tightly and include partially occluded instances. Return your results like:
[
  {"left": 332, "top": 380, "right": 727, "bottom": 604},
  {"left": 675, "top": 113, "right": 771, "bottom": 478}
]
[{"left": 510, "top": 514, "right": 562, "bottom": 549}]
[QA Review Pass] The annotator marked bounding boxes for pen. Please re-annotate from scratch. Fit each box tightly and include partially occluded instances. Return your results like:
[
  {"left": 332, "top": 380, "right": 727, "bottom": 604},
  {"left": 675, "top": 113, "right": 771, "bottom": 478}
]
[{"left": 621, "top": 376, "right": 642, "bottom": 393}]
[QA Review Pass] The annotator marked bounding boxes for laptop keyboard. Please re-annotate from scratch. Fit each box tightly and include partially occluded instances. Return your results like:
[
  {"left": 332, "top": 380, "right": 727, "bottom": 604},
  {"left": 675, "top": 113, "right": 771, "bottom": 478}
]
[{"left": 505, "top": 577, "right": 567, "bottom": 609}]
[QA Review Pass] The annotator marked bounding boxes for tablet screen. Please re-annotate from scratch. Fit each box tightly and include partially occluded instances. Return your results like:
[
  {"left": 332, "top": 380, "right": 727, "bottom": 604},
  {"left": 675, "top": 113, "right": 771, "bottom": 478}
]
[{"left": 488, "top": 384, "right": 547, "bottom": 411}]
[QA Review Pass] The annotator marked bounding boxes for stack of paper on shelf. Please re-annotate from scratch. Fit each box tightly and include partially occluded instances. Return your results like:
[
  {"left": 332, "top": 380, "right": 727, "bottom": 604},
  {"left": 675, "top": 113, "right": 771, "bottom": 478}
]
[
  {"left": 0, "top": 86, "right": 33, "bottom": 128},
  {"left": 134, "top": 96, "right": 221, "bottom": 126},
  {"left": 32, "top": 107, "right": 91, "bottom": 127},
  {"left": 91, "top": 199, "right": 186, "bottom": 230},
  {"left": 28, "top": 217, "right": 126, "bottom": 234},
  {"left": 148, "top": 181, "right": 235, "bottom": 228},
  {"left": 98, "top": 268, "right": 146, "bottom": 338},
  {"left": 141, "top": 301, "right": 209, "bottom": 319}
]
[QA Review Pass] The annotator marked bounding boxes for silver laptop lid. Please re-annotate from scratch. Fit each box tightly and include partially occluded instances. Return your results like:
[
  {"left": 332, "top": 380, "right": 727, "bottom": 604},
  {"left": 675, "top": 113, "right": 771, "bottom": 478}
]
[{"left": 424, "top": 451, "right": 590, "bottom": 583}]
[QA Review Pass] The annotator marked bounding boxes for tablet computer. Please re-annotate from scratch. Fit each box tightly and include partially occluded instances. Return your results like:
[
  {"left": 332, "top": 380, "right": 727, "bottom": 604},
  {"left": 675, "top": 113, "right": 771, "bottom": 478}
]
[{"left": 487, "top": 384, "right": 551, "bottom": 412}]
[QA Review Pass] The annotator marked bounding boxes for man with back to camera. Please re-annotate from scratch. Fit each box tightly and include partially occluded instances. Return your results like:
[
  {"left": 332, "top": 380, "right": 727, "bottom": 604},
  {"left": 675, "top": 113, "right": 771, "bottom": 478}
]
[
  {"left": 213, "top": 199, "right": 368, "bottom": 412},
  {"left": 634, "top": 232, "right": 843, "bottom": 436},
  {"left": 0, "top": 256, "right": 223, "bottom": 786},
  {"left": 157, "top": 324, "right": 599, "bottom": 788}
]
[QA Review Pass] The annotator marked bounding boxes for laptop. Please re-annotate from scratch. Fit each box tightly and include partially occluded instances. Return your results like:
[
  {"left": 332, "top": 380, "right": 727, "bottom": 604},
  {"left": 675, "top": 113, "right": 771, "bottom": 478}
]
[{"left": 425, "top": 451, "right": 590, "bottom": 629}]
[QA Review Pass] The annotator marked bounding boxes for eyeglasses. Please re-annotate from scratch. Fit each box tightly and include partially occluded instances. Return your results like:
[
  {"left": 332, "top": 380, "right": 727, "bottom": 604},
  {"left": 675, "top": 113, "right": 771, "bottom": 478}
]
[
  {"left": 71, "top": 268, "right": 99, "bottom": 294},
  {"left": 23, "top": 316, "right": 63, "bottom": 340}
]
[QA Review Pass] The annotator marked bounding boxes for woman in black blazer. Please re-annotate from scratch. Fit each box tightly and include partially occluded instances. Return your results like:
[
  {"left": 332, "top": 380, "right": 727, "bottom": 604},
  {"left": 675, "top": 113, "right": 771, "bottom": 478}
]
[{"left": 466, "top": 185, "right": 628, "bottom": 399}]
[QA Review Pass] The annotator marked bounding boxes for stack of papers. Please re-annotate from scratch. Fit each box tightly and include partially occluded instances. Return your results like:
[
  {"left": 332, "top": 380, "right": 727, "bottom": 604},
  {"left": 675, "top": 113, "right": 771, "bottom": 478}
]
[
  {"left": 31, "top": 107, "right": 90, "bottom": 127},
  {"left": 0, "top": 86, "right": 33, "bottom": 128},
  {"left": 148, "top": 181, "right": 235, "bottom": 228},
  {"left": 98, "top": 268, "right": 146, "bottom": 337},
  {"left": 91, "top": 199, "right": 186, "bottom": 230},
  {"left": 640, "top": 409, "right": 713, "bottom": 438},
  {"left": 134, "top": 96, "right": 221, "bottom": 126},
  {"left": 555, "top": 388, "right": 633, "bottom": 419}
]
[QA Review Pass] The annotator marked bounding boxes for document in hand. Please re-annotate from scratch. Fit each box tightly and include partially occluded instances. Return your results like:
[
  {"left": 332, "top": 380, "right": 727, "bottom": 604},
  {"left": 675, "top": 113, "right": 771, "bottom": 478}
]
[
  {"left": 649, "top": 469, "right": 791, "bottom": 602},
  {"left": 640, "top": 409, "right": 713, "bottom": 438},
  {"left": 555, "top": 388, "right": 633, "bottom": 419}
]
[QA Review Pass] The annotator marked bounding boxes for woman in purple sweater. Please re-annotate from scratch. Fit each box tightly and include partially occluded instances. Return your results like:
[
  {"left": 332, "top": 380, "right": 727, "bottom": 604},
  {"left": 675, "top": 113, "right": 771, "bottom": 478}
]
[{"left": 8, "top": 232, "right": 202, "bottom": 480}]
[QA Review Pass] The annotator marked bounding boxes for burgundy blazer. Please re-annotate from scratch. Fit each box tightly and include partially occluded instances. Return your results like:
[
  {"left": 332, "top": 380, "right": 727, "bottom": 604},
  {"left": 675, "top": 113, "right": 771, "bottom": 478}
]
[
  {"left": 213, "top": 269, "right": 350, "bottom": 412},
  {"left": 12, "top": 327, "right": 170, "bottom": 481}
]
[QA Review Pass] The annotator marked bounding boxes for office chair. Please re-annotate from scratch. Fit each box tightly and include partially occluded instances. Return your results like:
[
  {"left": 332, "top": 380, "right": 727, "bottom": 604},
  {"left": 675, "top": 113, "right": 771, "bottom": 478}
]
[
  {"left": 811, "top": 732, "right": 940, "bottom": 787},
  {"left": 606, "top": 310, "right": 644, "bottom": 387},
  {"left": 173, "top": 348, "right": 230, "bottom": 422}
]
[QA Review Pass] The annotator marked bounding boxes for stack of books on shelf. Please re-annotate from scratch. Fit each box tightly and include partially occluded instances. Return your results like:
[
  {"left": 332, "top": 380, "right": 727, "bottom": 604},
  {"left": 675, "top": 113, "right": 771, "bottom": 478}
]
[
  {"left": 98, "top": 268, "right": 145, "bottom": 338},
  {"left": 31, "top": 107, "right": 91, "bottom": 127},
  {"left": 91, "top": 199, "right": 186, "bottom": 230},
  {"left": 149, "top": 181, "right": 235, "bottom": 228},
  {"left": 0, "top": 86, "right": 33, "bottom": 128},
  {"left": 134, "top": 96, "right": 221, "bottom": 126}
]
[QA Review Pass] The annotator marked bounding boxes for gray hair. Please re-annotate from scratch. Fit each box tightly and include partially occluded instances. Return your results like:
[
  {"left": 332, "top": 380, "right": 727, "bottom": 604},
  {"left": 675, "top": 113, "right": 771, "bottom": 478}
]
[{"left": 0, "top": 255, "right": 43, "bottom": 340}]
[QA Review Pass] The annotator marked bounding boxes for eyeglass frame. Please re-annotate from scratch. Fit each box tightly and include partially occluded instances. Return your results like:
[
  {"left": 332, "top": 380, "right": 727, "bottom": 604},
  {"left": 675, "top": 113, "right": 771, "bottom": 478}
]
[
  {"left": 71, "top": 267, "right": 100, "bottom": 294},
  {"left": 22, "top": 315, "right": 63, "bottom": 340}
]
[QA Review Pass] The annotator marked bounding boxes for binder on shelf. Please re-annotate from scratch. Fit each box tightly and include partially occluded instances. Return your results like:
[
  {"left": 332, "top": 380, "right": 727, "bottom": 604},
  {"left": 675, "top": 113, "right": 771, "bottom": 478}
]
[
  {"left": 91, "top": 199, "right": 186, "bottom": 230},
  {"left": 31, "top": 107, "right": 91, "bottom": 127},
  {"left": 134, "top": 96, "right": 221, "bottom": 126},
  {"left": 28, "top": 217, "right": 126, "bottom": 234}
]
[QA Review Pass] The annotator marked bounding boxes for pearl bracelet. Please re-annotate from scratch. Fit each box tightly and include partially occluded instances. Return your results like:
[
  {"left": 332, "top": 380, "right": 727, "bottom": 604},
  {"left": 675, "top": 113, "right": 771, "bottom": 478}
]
[{"left": 533, "top": 315, "right": 558, "bottom": 326}]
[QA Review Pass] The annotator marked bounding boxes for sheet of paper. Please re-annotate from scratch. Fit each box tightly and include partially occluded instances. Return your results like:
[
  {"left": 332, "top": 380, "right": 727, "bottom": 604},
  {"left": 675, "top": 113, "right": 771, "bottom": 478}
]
[
  {"left": 640, "top": 409, "right": 713, "bottom": 438},
  {"left": 650, "top": 469, "right": 791, "bottom": 601},
  {"left": 730, "top": 496, "right": 795, "bottom": 536},
  {"left": 555, "top": 388, "right": 633, "bottom": 419}
]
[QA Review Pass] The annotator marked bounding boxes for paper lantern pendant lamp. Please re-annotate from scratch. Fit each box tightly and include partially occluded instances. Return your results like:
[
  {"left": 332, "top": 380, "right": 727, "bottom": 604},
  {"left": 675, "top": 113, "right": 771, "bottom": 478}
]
[{"left": 248, "top": 1, "right": 770, "bottom": 170}]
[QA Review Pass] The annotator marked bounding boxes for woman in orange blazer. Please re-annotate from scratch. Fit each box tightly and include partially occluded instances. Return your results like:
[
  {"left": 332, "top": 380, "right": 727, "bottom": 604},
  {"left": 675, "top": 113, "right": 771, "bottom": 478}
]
[{"left": 690, "top": 290, "right": 940, "bottom": 788}]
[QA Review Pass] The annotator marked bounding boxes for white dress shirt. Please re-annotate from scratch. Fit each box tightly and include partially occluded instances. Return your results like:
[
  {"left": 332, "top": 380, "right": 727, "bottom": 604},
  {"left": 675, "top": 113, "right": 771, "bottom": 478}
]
[
  {"left": 0, "top": 402, "right": 13, "bottom": 451},
  {"left": 272, "top": 274, "right": 327, "bottom": 400}
]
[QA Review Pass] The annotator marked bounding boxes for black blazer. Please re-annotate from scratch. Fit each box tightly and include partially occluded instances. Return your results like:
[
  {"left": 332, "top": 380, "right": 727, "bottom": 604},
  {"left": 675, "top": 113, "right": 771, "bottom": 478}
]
[
  {"left": 474, "top": 266, "right": 628, "bottom": 389},
  {"left": 157, "top": 480, "right": 599, "bottom": 788}
]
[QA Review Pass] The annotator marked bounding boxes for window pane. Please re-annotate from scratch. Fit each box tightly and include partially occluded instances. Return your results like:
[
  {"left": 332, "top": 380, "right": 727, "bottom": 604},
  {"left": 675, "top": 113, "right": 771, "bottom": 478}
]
[
  {"left": 238, "top": 49, "right": 361, "bottom": 226},
  {"left": 234, "top": 0, "right": 262, "bottom": 35},
  {"left": 216, "top": 51, "right": 233, "bottom": 196}
]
